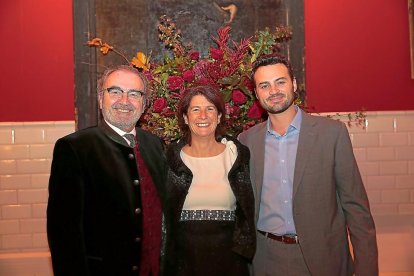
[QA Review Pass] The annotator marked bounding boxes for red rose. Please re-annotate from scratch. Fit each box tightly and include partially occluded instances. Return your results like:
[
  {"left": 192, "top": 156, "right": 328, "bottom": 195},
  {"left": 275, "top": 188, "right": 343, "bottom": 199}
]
[
  {"left": 182, "top": 70, "right": 195, "bottom": 82},
  {"left": 153, "top": 98, "right": 167, "bottom": 113},
  {"left": 231, "top": 106, "right": 241, "bottom": 117},
  {"left": 210, "top": 48, "right": 223, "bottom": 60},
  {"left": 196, "top": 77, "right": 210, "bottom": 85},
  {"left": 167, "top": 76, "right": 184, "bottom": 91},
  {"left": 161, "top": 107, "right": 175, "bottom": 117},
  {"left": 189, "top": 51, "right": 200, "bottom": 61},
  {"left": 247, "top": 101, "right": 264, "bottom": 119},
  {"left": 232, "top": 90, "right": 247, "bottom": 105},
  {"left": 243, "top": 78, "right": 254, "bottom": 93}
]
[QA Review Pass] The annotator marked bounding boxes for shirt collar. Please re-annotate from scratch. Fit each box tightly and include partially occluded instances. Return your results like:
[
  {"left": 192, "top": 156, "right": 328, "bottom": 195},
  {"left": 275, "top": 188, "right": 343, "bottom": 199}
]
[
  {"left": 266, "top": 105, "right": 303, "bottom": 136},
  {"left": 104, "top": 119, "right": 136, "bottom": 137}
]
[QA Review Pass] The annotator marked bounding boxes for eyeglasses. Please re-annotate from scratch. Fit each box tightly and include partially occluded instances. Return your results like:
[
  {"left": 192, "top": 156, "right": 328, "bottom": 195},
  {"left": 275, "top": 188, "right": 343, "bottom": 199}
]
[{"left": 104, "top": 86, "right": 145, "bottom": 101}]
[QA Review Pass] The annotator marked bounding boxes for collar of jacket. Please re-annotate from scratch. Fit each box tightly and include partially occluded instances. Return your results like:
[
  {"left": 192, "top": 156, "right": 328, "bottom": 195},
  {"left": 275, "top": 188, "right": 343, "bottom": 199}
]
[{"left": 99, "top": 120, "right": 131, "bottom": 148}]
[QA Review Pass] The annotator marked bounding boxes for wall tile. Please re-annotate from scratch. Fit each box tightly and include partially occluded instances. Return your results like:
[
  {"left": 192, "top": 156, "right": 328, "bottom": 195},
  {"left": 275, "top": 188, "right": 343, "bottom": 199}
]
[
  {"left": 409, "top": 161, "right": 414, "bottom": 174},
  {"left": 396, "top": 175, "right": 414, "bottom": 188},
  {"left": 0, "top": 220, "right": 19, "bottom": 234},
  {"left": 395, "top": 146, "right": 414, "bottom": 160},
  {"left": 396, "top": 116, "right": 414, "bottom": 132},
  {"left": 20, "top": 219, "right": 46, "bottom": 233},
  {"left": 0, "top": 160, "right": 17, "bottom": 174},
  {"left": 0, "top": 129, "right": 13, "bottom": 144},
  {"left": 29, "top": 144, "right": 54, "bottom": 159},
  {"left": 370, "top": 204, "right": 398, "bottom": 215},
  {"left": 353, "top": 148, "right": 366, "bottom": 161},
  {"left": 379, "top": 161, "right": 408, "bottom": 175},
  {"left": 31, "top": 174, "right": 50, "bottom": 188},
  {"left": 409, "top": 132, "right": 414, "bottom": 145},
  {"left": 2, "top": 234, "right": 32, "bottom": 249},
  {"left": 380, "top": 133, "right": 408, "bottom": 146},
  {"left": 365, "top": 117, "right": 395, "bottom": 132},
  {"left": 366, "top": 190, "right": 381, "bottom": 203},
  {"left": 0, "top": 175, "right": 31, "bottom": 189},
  {"left": 398, "top": 204, "right": 414, "bottom": 215},
  {"left": 32, "top": 204, "right": 47, "bottom": 218},
  {"left": 381, "top": 190, "right": 410, "bottom": 203},
  {"left": 366, "top": 147, "right": 395, "bottom": 161},
  {"left": 365, "top": 175, "right": 395, "bottom": 190},
  {"left": 1, "top": 205, "right": 31, "bottom": 219},
  {"left": 16, "top": 159, "right": 50, "bottom": 174},
  {"left": 14, "top": 128, "right": 44, "bottom": 144},
  {"left": 18, "top": 189, "right": 48, "bottom": 204},
  {"left": 357, "top": 161, "right": 379, "bottom": 176},
  {"left": 0, "top": 190, "right": 18, "bottom": 205},
  {"left": 32, "top": 233, "right": 48, "bottom": 248},
  {"left": 45, "top": 127, "right": 75, "bottom": 144},
  {"left": 352, "top": 133, "right": 380, "bottom": 147},
  {"left": 0, "top": 145, "right": 30, "bottom": 160}
]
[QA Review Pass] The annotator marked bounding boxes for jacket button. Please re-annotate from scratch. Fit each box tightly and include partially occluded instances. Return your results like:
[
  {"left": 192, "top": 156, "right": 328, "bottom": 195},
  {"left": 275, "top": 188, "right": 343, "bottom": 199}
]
[
  {"left": 128, "top": 153, "right": 134, "bottom": 159},
  {"left": 135, "top": 237, "right": 141, "bottom": 242},
  {"left": 133, "top": 179, "right": 139, "bottom": 186},
  {"left": 132, "top": 265, "right": 139, "bottom": 271},
  {"left": 134, "top": 208, "right": 141, "bottom": 214}
]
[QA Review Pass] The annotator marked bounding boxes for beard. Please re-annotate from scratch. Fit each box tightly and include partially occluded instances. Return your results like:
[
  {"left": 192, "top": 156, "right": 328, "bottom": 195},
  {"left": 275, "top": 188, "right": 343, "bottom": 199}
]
[
  {"left": 260, "top": 91, "right": 295, "bottom": 114},
  {"left": 102, "top": 102, "right": 142, "bottom": 132}
]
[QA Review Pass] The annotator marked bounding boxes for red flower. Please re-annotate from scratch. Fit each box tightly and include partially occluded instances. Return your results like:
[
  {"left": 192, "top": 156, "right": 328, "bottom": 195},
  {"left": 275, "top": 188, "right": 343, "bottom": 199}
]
[
  {"left": 210, "top": 48, "right": 223, "bottom": 60},
  {"left": 182, "top": 70, "right": 195, "bottom": 82},
  {"left": 232, "top": 90, "right": 247, "bottom": 105},
  {"left": 189, "top": 51, "right": 200, "bottom": 61},
  {"left": 243, "top": 78, "right": 255, "bottom": 93},
  {"left": 247, "top": 101, "right": 264, "bottom": 119},
  {"left": 167, "top": 76, "right": 184, "bottom": 91},
  {"left": 161, "top": 107, "right": 175, "bottom": 117},
  {"left": 231, "top": 106, "right": 241, "bottom": 117},
  {"left": 153, "top": 98, "right": 167, "bottom": 113}
]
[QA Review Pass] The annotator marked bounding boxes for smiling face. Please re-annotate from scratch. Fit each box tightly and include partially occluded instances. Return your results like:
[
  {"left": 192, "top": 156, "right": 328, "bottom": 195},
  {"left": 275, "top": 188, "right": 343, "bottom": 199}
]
[
  {"left": 254, "top": 63, "right": 297, "bottom": 115},
  {"left": 184, "top": 95, "right": 222, "bottom": 140},
  {"left": 99, "top": 70, "right": 145, "bottom": 132}
]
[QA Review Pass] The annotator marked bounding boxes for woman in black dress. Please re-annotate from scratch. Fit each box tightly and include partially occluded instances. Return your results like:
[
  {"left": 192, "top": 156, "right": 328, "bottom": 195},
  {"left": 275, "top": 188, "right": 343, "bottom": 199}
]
[{"left": 166, "top": 85, "right": 256, "bottom": 275}]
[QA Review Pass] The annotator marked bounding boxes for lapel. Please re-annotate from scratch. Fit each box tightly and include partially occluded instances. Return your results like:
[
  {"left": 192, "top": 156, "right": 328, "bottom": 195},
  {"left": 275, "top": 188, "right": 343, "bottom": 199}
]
[
  {"left": 292, "top": 112, "right": 318, "bottom": 198},
  {"left": 99, "top": 120, "right": 130, "bottom": 147},
  {"left": 251, "top": 122, "right": 267, "bottom": 215}
]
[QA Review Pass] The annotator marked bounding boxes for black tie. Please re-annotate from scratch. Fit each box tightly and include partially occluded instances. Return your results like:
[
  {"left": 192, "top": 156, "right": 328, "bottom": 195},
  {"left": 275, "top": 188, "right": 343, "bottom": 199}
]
[{"left": 123, "top": 134, "right": 136, "bottom": 148}]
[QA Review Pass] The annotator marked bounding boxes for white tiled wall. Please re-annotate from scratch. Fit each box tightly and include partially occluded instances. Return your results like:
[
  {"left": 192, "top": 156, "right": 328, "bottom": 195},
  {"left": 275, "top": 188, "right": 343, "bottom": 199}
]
[
  {"left": 0, "top": 121, "right": 74, "bottom": 254},
  {"left": 0, "top": 111, "right": 413, "bottom": 274}
]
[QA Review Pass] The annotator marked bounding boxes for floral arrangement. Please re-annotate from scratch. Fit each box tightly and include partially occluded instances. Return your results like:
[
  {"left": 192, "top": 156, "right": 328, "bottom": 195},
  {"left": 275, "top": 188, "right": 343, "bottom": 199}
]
[{"left": 88, "top": 15, "right": 364, "bottom": 142}]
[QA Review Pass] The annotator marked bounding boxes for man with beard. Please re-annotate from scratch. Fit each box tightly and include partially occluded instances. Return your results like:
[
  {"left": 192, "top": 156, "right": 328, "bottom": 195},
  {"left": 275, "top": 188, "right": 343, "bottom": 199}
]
[
  {"left": 239, "top": 55, "right": 378, "bottom": 276},
  {"left": 47, "top": 65, "right": 168, "bottom": 276}
]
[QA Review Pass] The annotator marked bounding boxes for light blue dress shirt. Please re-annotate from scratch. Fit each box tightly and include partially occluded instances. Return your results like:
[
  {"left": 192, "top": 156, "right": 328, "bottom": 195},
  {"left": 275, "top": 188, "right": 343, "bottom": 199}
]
[{"left": 257, "top": 106, "right": 302, "bottom": 235}]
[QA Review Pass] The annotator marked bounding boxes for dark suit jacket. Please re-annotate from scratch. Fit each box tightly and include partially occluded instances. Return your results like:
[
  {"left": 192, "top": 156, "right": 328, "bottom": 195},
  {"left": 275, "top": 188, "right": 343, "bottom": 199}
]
[
  {"left": 239, "top": 112, "right": 378, "bottom": 276},
  {"left": 47, "top": 121, "right": 168, "bottom": 276}
]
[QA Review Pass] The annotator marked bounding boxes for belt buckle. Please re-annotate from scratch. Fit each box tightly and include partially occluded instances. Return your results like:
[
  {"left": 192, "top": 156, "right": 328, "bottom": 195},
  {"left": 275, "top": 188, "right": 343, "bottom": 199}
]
[{"left": 282, "top": 234, "right": 298, "bottom": 244}]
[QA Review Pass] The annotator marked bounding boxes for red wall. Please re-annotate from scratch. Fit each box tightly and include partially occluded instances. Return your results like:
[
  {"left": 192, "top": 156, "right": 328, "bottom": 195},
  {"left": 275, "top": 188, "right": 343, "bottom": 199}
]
[
  {"left": 305, "top": 0, "right": 414, "bottom": 112},
  {"left": 0, "top": 0, "right": 74, "bottom": 122},
  {"left": 0, "top": 0, "right": 413, "bottom": 122}
]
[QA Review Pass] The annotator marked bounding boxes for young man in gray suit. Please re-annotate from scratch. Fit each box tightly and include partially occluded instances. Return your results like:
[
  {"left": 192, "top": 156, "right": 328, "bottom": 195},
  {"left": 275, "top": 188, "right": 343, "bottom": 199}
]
[
  {"left": 47, "top": 65, "right": 169, "bottom": 276},
  {"left": 239, "top": 55, "right": 378, "bottom": 276}
]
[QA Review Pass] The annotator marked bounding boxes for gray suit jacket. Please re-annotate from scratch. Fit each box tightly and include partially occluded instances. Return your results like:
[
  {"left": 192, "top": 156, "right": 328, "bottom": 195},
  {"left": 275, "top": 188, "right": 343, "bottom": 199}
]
[{"left": 239, "top": 111, "right": 378, "bottom": 276}]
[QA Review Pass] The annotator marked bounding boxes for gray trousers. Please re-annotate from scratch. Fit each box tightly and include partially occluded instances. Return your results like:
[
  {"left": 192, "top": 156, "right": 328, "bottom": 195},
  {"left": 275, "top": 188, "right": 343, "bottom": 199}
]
[{"left": 253, "top": 232, "right": 311, "bottom": 276}]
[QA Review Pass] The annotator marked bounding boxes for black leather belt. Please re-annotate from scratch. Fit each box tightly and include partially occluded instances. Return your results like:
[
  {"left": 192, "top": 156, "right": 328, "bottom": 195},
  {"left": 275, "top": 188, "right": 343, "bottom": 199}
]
[{"left": 258, "top": 230, "right": 299, "bottom": 244}]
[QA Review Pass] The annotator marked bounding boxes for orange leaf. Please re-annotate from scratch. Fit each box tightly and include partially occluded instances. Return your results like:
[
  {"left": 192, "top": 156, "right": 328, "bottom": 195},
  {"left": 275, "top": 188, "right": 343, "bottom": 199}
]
[
  {"left": 87, "top": 38, "right": 102, "bottom": 46},
  {"left": 131, "top": 52, "right": 150, "bottom": 71},
  {"left": 100, "top": 43, "right": 113, "bottom": 55}
]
